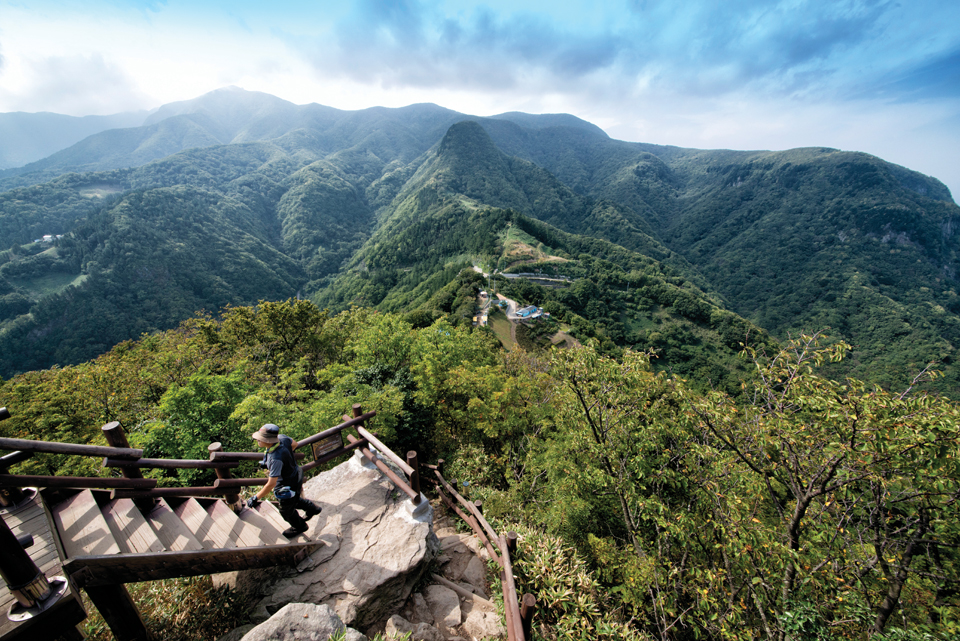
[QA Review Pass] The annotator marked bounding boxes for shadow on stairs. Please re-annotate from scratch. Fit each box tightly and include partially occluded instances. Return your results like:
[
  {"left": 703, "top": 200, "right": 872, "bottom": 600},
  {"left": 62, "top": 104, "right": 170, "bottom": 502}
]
[{"left": 47, "top": 489, "right": 322, "bottom": 588}]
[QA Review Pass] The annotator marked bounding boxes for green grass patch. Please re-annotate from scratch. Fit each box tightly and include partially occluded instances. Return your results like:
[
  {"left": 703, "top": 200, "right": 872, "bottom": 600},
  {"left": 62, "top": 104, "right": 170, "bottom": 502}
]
[
  {"left": 487, "top": 308, "right": 515, "bottom": 350},
  {"left": 9, "top": 272, "right": 87, "bottom": 298}
]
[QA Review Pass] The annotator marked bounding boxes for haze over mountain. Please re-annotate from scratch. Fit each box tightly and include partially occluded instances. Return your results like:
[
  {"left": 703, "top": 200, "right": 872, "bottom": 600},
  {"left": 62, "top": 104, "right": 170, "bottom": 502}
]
[
  {"left": 1, "top": 87, "right": 958, "bottom": 396},
  {"left": 0, "top": 110, "right": 149, "bottom": 170}
]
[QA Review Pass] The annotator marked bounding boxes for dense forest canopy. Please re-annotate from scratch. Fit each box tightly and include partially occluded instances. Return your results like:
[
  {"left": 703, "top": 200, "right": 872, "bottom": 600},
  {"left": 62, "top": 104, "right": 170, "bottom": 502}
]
[{"left": 1, "top": 300, "right": 956, "bottom": 639}]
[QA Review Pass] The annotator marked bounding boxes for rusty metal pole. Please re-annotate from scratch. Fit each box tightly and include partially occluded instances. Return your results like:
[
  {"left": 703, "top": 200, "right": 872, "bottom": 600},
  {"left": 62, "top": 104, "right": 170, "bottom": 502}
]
[
  {"left": 520, "top": 593, "right": 537, "bottom": 640},
  {"left": 208, "top": 442, "right": 242, "bottom": 510},
  {"left": 0, "top": 514, "right": 51, "bottom": 608},
  {"left": 406, "top": 451, "right": 422, "bottom": 505}
]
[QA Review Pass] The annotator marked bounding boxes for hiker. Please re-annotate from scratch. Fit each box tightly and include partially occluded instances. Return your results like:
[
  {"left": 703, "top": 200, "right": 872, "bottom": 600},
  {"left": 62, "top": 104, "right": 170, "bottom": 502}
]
[{"left": 247, "top": 423, "right": 322, "bottom": 538}]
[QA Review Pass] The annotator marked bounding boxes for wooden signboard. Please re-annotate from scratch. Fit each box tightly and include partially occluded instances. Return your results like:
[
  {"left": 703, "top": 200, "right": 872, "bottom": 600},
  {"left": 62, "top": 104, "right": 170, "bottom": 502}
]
[{"left": 311, "top": 432, "right": 344, "bottom": 460}]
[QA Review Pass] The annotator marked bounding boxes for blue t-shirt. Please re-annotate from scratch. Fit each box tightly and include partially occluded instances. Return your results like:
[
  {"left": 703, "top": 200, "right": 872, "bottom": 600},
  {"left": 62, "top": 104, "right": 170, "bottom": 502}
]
[{"left": 263, "top": 435, "right": 296, "bottom": 482}]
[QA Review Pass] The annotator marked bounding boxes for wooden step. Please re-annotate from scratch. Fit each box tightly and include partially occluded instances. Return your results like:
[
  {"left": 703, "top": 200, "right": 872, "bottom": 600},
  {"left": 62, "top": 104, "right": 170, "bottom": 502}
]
[
  {"left": 52, "top": 489, "right": 121, "bottom": 558},
  {"left": 175, "top": 498, "right": 236, "bottom": 550},
  {"left": 238, "top": 504, "right": 286, "bottom": 545},
  {"left": 257, "top": 501, "right": 291, "bottom": 535},
  {"left": 208, "top": 500, "right": 262, "bottom": 548},
  {"left": 145, "top": 499, "right": 203, "bottom": 552},
  {"left": 102, "top": 498, "right": 165, "bottom": 554}
]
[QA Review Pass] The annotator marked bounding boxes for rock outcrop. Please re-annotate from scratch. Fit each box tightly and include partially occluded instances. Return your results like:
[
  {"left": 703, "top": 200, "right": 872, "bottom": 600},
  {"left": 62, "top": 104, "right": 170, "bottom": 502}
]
[
  {"left": 240, "top": 452, "right": 438, "bottom": 628},
  {"left": 240, "top": 603, "right": 366, "bottom": 641},
  {"left": 219, "top": 451, "right": 507, "bottom": 641}
]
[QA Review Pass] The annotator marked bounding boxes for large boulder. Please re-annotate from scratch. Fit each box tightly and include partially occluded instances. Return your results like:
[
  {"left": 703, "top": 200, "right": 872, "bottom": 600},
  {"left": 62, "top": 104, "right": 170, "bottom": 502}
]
[{"left": 249, "top": 453, "right": 438, "bottom": 628}]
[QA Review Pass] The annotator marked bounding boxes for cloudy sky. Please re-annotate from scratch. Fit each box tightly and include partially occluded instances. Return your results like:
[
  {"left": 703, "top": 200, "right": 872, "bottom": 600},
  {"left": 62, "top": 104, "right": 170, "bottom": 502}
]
[{"left": 1, "top": 0, "right": 958, "bottom": 198}]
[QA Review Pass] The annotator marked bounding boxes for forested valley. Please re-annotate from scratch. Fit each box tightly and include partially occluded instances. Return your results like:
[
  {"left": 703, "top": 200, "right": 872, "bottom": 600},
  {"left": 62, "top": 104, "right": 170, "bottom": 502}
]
[
  {"left": 1, "top": 300, "right": 957, "bottom": 639},
  {"left": 1, "top": 88, "right": 959, "bottom": 638}
]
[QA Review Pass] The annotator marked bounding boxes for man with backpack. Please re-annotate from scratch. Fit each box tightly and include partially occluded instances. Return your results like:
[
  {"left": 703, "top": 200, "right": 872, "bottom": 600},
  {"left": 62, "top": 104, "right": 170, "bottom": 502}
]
[{"left": 248, "top": 423, "right": 322, "bottom": 538}]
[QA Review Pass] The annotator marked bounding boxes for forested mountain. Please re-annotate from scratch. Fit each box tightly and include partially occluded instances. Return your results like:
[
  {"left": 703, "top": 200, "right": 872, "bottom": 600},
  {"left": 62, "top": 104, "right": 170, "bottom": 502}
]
[
  {"left": 2, "top": 88, "right": 960, "bottom": 640},
  {"left": 0, "top": 110, "right": 148, "bottom": 170},
  {"left": 1, "top": 87, "right": 958, "bottom": 397}
]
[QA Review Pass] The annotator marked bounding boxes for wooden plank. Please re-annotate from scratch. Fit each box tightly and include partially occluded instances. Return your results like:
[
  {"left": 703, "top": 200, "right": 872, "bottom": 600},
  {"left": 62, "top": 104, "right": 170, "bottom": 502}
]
[
  {"left": 209, "top": 500, "right": 262, "bottom": 548},
  {"left": 238, "top": 504, "right": 285, "bottom": 545},
  {"left": 145, "top": 499, "right": 202, "bottom": 552},
  {"left": 257, "top": 501, "right": 291, "bottom": 534},
  {"left": 176, "top": 498, "right": 235, "bottom": 550},
  {"left": 62, "top": 541, "right": 323, "bottom": 587},
  {"left": 52, "top": 489, "right": 120, "bottom": 558},
  {"left": 102, "top": 498, "right": 164, "bottom": 554}
]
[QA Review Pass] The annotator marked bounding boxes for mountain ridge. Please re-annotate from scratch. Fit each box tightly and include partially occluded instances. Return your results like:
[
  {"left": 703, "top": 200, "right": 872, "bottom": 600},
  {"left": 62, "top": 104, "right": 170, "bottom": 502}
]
[{"left": 1, "top": 87, "right": 959, "bottom": 396}]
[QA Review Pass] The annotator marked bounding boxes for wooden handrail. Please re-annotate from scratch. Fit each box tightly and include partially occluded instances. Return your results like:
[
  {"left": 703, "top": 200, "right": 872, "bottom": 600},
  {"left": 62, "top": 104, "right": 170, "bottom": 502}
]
[
  {"left": 297, "top": 411, "right": 377, "bottom": 449},
  {"left": 104, "top": 457, "right": 240, "bottom": 470},
  {"left": 0, "top": 436, "right": 142, "bottom": 460},
  {"left": 213, "top": 478, "right": 268, "bottom": 489},
  {"left": 346, "top": 434, "right": 419, "bottom": 502},
  {"left": 0, "top": 450, "right": 33, "bottom": 470},
  {"left": 0, "top": 474, "right": 157, "bottom": 490},
  {"left": 433, "top": 475, "right": 501, "bottom": 566},
  {"left": 500, "top": 533, "right": 525, "bottom": 641},
  {"left": 209, "top": 451, "right": 306, "bottom": 462},
  {"left": 355, "top": 426, "right": 414, "bottom": 475}
]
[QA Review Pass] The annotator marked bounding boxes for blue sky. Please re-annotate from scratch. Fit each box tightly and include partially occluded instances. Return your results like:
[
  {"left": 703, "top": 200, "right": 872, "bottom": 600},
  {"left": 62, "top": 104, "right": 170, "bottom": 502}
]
[{"left": 1, "top": 0, "right": 958, "bottom": 198}]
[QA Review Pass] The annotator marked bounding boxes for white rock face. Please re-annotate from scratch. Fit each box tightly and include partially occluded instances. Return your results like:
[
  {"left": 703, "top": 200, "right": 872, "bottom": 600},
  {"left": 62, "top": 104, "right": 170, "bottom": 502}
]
[
  {"left": 248, "top": 455, "right": 439, "bottom": 628},
  {"left": 239, "top": 603, "right": 366, "bottom": 641}
]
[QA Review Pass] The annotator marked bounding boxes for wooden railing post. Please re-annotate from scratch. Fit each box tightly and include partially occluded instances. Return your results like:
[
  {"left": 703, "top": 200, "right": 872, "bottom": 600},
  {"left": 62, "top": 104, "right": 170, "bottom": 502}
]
[
  {"left": 520, "top": 593, "right": 537, "bottom": 640},
  {"left": 85, "top": 583, "right": 153, "bottom": 641},
  {"left": 102, "top": 422, "right": 143, "bottom": 480},
  {"left": 0, "top": 407, "right": 26, "bottom": 507},
  {"left": 406, "top": 451, "right": 422, "bottom": 505},
  {"left": 208, "top": 442, "right": 242, "bottom": 510},
  {"left": 507, "top": 530, "right": 518, "bottom": 555},
  {"left": 103, "top": 421, "right": 152, "bottom": 510}
]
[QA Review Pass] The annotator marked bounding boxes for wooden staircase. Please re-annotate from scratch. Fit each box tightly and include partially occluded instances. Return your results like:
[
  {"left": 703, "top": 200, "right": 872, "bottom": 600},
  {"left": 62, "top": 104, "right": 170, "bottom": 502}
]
[{"left": 45, "top": 489, "right": 320, "bottom": 588}]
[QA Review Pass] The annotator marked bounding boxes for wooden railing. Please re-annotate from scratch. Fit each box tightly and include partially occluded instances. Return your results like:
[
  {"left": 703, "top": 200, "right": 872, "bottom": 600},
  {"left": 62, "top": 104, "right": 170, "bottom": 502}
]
[
  {"left": 0, "top": 404, "right": 424, "bottom": 510},
  {"left": 429, "top": 463, "right": 537, "bottom": 641}
]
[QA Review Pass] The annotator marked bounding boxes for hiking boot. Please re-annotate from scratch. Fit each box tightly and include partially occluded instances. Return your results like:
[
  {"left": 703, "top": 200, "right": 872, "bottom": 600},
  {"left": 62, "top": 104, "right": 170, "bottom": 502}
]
[
  {"left": 282, "top": 525, "right": 309, "bottom": 538},
  {"left": 304, "top": 502, "right": 322, "bottom": 521}
]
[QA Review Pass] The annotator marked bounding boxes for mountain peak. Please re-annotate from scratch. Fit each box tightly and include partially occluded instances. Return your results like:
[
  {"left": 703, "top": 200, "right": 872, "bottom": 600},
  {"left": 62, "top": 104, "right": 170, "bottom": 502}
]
[{"left": 438, "top": 120, "right": 500, "bottom": 159}]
